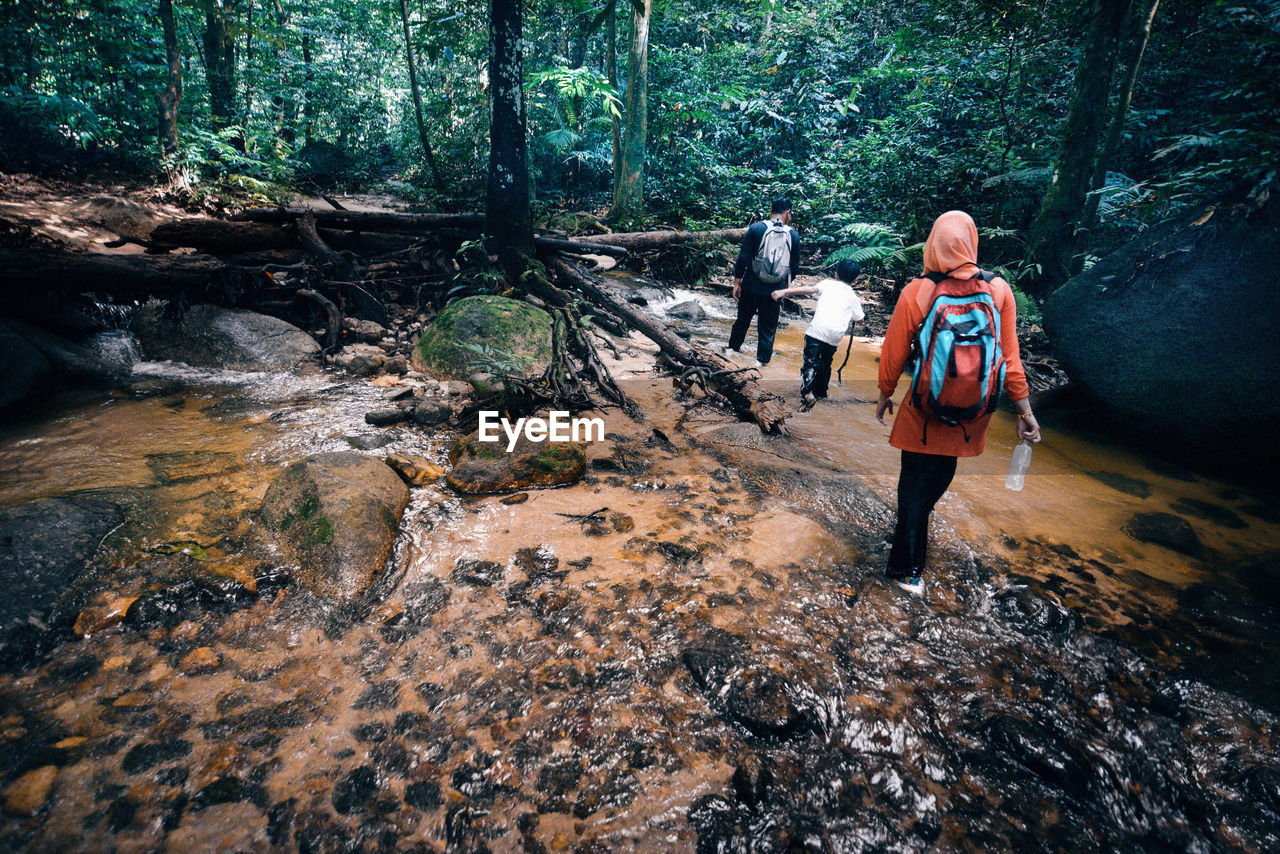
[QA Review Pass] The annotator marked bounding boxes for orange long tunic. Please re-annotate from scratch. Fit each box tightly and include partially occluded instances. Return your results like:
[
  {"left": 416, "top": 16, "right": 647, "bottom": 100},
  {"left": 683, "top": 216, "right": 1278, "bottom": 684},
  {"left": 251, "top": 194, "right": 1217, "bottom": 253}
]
[{"left": 878, "top": 274, "right": 1030, "bottom": 458}]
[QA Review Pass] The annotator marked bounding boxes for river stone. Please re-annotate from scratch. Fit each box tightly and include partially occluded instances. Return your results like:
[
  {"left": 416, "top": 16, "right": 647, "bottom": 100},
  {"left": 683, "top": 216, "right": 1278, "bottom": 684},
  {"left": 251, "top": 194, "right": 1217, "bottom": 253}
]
[
  {"left": 0, "top": 319, "right": 54, "bottom": 410},
  {"left": 410, "top": 398, "right": 452, "bottom": 426},
  {"left": 411, "top": 295, "right": 552, "bottom": 394},
  {"left": 1043, "top": 202, "right": 1280, "bottom": 472},
  {"left": 667, "top": 300, "right": 707, "bottom": 321},
  {"left": 343, "top": 317, "right": 387, "bottom": 343},
  {"left": 446, "top": 430, "right": 586, "bottom": 494},
  {"left": 258, "top": 452, "right": 409, "bottom": 602},
  {"left": 1124, "top": 511, "right": 1203, "bottom": 557},
  {"left": 4, "top": 319, "right": 124, "bottom": 384},
  {"left": 0, "top": 497, "right": 124, "bottom": 668},
  {"left": 384, "top": 453, "right": 446, "bottom": 486},
  {"left": 727, "top": 670, "right": 805, "bottom": 738},
  {"left": 134, "top": 303, "right": 319, "bottom": 371}
]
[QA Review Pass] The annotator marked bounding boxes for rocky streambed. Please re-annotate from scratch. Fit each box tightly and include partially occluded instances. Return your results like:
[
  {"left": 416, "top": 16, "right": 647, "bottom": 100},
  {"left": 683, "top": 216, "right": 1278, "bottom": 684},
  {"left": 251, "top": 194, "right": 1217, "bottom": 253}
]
[{"left": 1, "top": 281, "right": 1279, "bottom": 852}]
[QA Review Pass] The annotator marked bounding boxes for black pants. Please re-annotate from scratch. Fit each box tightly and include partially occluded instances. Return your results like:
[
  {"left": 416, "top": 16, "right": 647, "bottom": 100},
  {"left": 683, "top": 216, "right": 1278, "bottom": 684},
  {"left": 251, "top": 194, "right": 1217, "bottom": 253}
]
[
  {"left": 729, "top": 290, "right": 781, "bottom": 364},
  {"left": 887, "top": 450, "right": 957, "bottom": 578},
  {"left": 801, "top": 334, "right": 838, "bottom": 398}
]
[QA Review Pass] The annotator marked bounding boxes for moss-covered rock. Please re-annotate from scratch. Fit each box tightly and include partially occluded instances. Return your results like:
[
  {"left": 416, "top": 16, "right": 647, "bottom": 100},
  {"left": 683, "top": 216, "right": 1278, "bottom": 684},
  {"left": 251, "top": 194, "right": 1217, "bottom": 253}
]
[
  {"left": 411, "top": 295, "right": 552, "bottom": 391},
  {"left": 258, "top": 453, "right": 409, "bottom": 602},
  {"left": 446, "top": 431, "right": 586, "bottom": 494}
]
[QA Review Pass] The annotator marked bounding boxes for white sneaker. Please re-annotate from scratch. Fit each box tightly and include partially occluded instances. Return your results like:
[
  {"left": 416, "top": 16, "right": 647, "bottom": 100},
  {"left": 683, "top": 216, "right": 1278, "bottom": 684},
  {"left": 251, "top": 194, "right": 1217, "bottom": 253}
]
[
  {"left": 892, "top": 575, "right": 925, "bottom": 596},
  {"left": 723, "top": 346, "right": 739, "bottom": 358},
  {"left": 752, "top": 360, "right": 765, "bottom": 369}
]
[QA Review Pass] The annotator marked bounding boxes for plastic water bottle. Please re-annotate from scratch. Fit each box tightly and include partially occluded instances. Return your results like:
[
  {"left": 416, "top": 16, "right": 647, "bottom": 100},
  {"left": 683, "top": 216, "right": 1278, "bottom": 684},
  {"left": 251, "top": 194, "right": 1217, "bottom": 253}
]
[{"left": 1005, "top": 440, "right": 1033, "bottom": 491}]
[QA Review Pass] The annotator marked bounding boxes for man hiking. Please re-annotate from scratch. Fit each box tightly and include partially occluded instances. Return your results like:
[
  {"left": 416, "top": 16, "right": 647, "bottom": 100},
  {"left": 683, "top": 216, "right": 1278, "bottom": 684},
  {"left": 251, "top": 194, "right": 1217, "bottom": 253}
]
[{"left": 727, "top": 196, "right": 801, "bottom": 366}]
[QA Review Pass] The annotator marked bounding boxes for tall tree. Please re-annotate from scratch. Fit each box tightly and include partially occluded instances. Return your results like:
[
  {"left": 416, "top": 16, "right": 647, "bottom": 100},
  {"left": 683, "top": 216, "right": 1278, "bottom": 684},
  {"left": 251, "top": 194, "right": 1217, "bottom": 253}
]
[
  {"left": 1027, "top": 0, "right": 1130, "bottom": 292},
  {"left": 608, "top": 0, "right": 652, "bottom": 222},
  {"left": 157, "top": 0, "right": 182, "bottom": 158},
  {"left": 605, "top": 3, "right": 622, "bottom": 206},
  {"left": 487, "top": 0, "right": 533, "bottom": 277},
  {"left": 397, "top": 0, "right": 447, "bottom": 192},
  {"left": 202, "top": 0, "right": 239, "bottom": 134},
  {"left": 1081, "top": 0, "right": 1161, "bottom": 231}
]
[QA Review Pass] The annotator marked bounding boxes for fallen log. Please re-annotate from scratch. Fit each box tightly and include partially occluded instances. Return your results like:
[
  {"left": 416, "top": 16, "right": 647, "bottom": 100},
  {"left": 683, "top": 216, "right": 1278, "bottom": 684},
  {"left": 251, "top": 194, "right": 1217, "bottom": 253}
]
[
  {"left": 534, "top": 237, "right": 628, "bottom": 258},
  {"left": 568, "top": 227, "right": 748, "bottom": 251},
  {"left": 549, "top": 257, "right": 788, "bottom": 433},
  {"left": 0, "top": 248, "right": 248, "bottom": 298},
  {"left": 233, "top": 207, "right": 485, "bottom": 231},
  {"left": 150, "top": 219, "right": 291, "bottom": 253}
]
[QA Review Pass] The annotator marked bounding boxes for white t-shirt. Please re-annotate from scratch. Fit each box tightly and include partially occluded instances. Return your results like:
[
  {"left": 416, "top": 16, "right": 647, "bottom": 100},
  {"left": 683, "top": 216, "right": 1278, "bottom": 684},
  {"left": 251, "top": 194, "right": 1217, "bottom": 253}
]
[{"left": 806, "top": 278, "right": 865, "bottom": 346}]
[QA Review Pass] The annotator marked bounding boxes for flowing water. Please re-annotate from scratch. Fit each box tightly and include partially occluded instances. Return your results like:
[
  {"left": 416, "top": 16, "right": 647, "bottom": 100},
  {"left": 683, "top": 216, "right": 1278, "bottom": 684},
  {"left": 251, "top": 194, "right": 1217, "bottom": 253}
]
[{"left": 0, "top": 286, "right": 1277, "bottom": 852}]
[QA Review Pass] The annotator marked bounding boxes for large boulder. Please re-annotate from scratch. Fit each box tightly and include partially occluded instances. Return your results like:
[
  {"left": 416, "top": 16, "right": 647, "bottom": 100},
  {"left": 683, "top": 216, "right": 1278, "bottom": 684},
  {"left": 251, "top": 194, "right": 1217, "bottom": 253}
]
[
  {"left": 1044, "top": 203, "right": 1280, "bottom": 471},
  {"left": 0, "top": 320, "right": 54, "bottom": 411},
  {"left": 411, "top": 295, "right": 552, "bottom": 392},
  {"left": 0, "top": 497, "right": 125, "bottom": 668},
  {"left": 447, "top": 430, "right": 586, "bottom": 494},
  {"left": 258, "top": 452, "right": 409, "bottom": 602},
  {"left": 135, "top": 302, "right": 320, "bottom": 371}
]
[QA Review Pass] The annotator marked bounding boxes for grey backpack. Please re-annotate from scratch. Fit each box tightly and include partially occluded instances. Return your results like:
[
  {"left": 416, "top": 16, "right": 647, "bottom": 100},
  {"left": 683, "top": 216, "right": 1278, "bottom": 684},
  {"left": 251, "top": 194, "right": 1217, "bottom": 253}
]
[{"left": 751, "top": 221, "right": 793, "bottom": 285}]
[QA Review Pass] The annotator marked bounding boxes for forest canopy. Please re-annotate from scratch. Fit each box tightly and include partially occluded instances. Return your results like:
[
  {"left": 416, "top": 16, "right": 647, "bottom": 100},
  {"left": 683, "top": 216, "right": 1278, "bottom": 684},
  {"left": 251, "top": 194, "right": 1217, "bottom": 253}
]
[{"left": 1, "top": 0, "right": 1276, "bottom": 292}]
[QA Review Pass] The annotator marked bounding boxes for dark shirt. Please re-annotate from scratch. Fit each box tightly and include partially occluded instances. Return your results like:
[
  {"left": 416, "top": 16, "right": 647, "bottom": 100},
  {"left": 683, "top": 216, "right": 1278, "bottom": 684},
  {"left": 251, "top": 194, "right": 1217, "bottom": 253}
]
[{"left": 734, "top": 219, "right": 801, "bottom": 296}]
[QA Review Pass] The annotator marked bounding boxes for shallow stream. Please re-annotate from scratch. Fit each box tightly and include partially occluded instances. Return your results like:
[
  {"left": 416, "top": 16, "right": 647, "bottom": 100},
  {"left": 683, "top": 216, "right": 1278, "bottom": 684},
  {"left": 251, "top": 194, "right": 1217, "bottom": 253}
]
[{"left": 1, "top": 283, "right": 1277, "bottom": 852}]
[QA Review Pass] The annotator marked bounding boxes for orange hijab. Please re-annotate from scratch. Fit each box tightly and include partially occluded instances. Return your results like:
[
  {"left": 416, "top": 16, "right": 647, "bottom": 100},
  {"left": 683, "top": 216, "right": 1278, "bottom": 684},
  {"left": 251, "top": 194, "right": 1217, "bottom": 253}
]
[{"left": 922, "top": 210, "right": 980, "bottom": 280}]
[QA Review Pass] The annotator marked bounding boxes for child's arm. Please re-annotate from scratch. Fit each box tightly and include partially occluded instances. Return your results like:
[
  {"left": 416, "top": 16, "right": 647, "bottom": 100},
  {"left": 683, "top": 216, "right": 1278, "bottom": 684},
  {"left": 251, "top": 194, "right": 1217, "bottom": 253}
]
[{"left": 770, "top": 284, "right": 819, "bottom": 301}]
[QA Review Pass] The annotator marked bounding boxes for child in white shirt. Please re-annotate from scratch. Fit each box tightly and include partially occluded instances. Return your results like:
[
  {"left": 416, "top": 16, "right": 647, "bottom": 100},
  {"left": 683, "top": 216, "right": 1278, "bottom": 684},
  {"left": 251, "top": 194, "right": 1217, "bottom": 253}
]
[{"left": 771, "top": 258, "right": 865, "bottom": 406}]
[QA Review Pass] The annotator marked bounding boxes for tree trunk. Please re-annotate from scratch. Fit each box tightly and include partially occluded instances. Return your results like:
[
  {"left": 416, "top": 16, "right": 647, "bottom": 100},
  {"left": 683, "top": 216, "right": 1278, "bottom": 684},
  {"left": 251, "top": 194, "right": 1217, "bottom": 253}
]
[
  {"left": 1082, "top": 0, "right": 1160, "bottom": 231},
  {"left": 234, "top": 207, "right": 484, "bottom": 229},
  {"left": 270, "top": 0, "right": 292, "bottom": 149},
  {"left": 398, "top": 0, "right": 447, "bottom": 193},
  {"left": 608, "top": 0, "right": 652, "bottom": 223},
  {"left": 0, "top": 249, "right": 246, "bottom": 298},
  {"left": 302, "top": 14, "right": 315, "bottom": 144},
  {"left": 550, "top": 258, "right": 789, "bottom": 433},
  {"left": 202, "top": 0, "right": 238, "bottom": 134},
  {"left": 606, "top": 5, "right": 622, "bottom": 205},
  {"left": 486, "top": 0, "right": 534, "bottom": 279},
  {"left": 1026, "top": 0, "right": 1130, "bottom": 293},
  {"left": 157, "top": 0, "right": 183, "bottom": 158}
]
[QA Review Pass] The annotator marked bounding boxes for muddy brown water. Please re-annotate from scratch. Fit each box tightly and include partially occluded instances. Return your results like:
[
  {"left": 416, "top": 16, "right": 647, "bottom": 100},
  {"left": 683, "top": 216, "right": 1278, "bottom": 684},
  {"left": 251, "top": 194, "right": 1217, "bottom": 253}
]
[{"left": 0, "top": 285, "right": 1278, "bottom": 852}]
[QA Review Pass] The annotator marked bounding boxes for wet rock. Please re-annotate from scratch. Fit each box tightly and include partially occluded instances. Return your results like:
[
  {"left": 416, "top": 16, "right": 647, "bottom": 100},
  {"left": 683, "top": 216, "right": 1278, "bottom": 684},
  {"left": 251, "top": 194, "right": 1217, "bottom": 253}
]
[
  {"left": 499, "top": 492, "right": 529, "bottom": 505},
  {"left": 258, "top": 452, "right": 409, "bottom": 603},
  {"left": 1169, "top": 497, "right": 1247, "bottom": 529},
  {"left": 72, "top": 595, "right": 138, "bottom": 636},
  {"left": 688, "top": 794, "right": 740, "bottom": 845},
  {"left": 121, "top": 739, "right": 192, "bottom": 774},
  {"left": 1085, "top": 470, "right": 1152, "bottom": 498},
  {"left": 0, "top": 496, "right": 124, "bottom": 669},
  {"left": 331, "top": 343, "right": 387, "bottom": 376},
  {"left": 384, "top": 453, "right": 446, "bottom": 486},
  {"left": 190, "top": 776, "right": 267, "bottom": 811},
  {"left": 134, "top": 302, "right": 319, "bottom": 370},
  {"left": 446, "top": 430, "right": 586, "bottom": 494},
  {"left": 412, "top": 295, "right": 552, "bottom": 394},
  {"left": 666, "top": 299, "right": 708, "bottom": 321},
  {"left": 1043, "top": 202, "right": 1280, "bottom": 472},
  {"left": 0, "top": 319, "right": 54, "bottom": 410},
  {"left": 1124, "top": 512, "right": 1203, "bottom": 557},
  {"left": 353, "top": 680, "right": 400, "bottom": 711},
  {"left": 727, "top": 671, "right": 804, "bottom": 738},
  {"left": 4, "top": 318, "right": 124, "bottom": 390},
  {"left": 410, "top": 399, "right": 452, "bottom": 426},
  {"left": 332, "top": 766, "right": 380, "bottom": 814},
  {"left": 179, "top": 647, "right": 221, "bottom": 675},
  {"left": 609, "top": 512, "right": 636, "bottom": 533},
  {"left": 345, "top": 433, "right": 396, "bottom": 451},
  {"left": 384, "top": 355, "right": 410, "bottom": 375},
  {"left": 364, "top": 407, "right": 407, "bottom": 426},
  {"left": 2, "top": 765, "right": 57, "bottom": 816},
  {"left": 626, "top": 293, "right": 648, "bottom": 306},
  {"left": 453, "top": 558, "right": 504, "bottom": 588},
  {"left": 404, "top": 780, "right": 441, "bottom": 810},
  {"left": 981, "top": 713, "right": 1091, "bottom": 790},
  {"left": 513, "top": 546, "right": 563, "bottom": 583},
  {"left": 731, "top": 754, "right": 773, "bottom": 809},
  {"left": 370, "top": 740, "right": 416, "bottom": 776},
  {"left": 343, "top": 318, "right": 387, "bottom": 343},
  {"left": 451, "top": 762, "right": 496, "bottom": 804},
  {"left": 573, "top": 769, "right": 640, "bottom": 818},
  {"left": 537, "top": 757, "right": 582, "bottom": 804},
  {"left": 995, "top": 588, "right": 1081, "bottom": 640}
]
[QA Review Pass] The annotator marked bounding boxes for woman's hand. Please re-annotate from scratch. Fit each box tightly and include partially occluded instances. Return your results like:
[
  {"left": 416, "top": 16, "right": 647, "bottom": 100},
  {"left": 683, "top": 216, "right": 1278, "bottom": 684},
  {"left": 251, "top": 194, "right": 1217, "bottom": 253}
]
[
  {"left": 875, "top": 393, "right": 895, "bottom": 425},
  {"left": 1017, "top": 413, "right": 1042, "bottom": 444},
  {"left": 770, "top": 290, "right": 784, "bottom": 301}
]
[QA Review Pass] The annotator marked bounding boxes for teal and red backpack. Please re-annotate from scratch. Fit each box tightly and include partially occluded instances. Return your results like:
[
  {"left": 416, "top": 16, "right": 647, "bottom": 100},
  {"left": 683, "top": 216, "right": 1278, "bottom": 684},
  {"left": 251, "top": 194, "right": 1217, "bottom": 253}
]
[{"left": 908, "top": 270, "right": 1007, "bottom": 444}]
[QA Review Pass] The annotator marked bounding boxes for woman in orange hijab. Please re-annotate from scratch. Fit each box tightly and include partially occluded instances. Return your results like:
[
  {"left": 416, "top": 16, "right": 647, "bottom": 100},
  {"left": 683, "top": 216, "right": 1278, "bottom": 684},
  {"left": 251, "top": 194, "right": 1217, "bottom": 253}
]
[{"left": 874, "top": 210, "right": 1042, "bottom": 595}]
